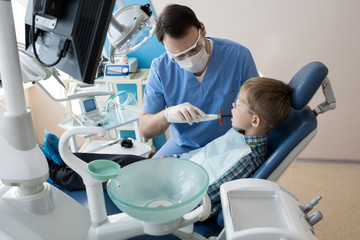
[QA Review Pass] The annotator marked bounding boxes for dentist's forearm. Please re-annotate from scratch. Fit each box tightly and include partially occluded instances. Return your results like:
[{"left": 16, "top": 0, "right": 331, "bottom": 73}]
[{"left": 139, "top": 110, "right": 170, "bottom": 139}]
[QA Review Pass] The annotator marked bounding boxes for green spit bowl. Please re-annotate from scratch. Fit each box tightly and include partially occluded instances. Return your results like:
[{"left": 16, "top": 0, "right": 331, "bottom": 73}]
[
  {"left": 87, "top": 160, "right": 120, "bottom": 181},
  {"left": 107, "top": 158, "right": 209, "bottom": 223}
]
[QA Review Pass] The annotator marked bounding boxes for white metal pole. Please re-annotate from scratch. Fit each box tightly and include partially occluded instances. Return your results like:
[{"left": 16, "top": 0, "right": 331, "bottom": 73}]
[
  {"left": 0, "top": 0, "right": 28, "bottom": 117},
  {"left": 0, "top": 0, "right": 48, "bottom": 189}
]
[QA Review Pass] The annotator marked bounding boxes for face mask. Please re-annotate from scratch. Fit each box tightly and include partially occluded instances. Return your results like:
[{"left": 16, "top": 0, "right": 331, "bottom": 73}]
[{"left": 175, "top": 46, "right": 210, "bottom": 73}]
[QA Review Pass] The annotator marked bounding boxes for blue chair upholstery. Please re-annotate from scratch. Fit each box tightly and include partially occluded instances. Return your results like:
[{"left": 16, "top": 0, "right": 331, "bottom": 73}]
[
  {"left": 61, "top": 61, "right": 329, "bottom": 239},
  {"left": 252, "top": 107, "right": 317, "bottom": 180},
  {"left": 252, "top": 61, "right": 328, "bottom": 180},
  {"left": 289, "top": 61, "right": 328, "bottom": 110}
]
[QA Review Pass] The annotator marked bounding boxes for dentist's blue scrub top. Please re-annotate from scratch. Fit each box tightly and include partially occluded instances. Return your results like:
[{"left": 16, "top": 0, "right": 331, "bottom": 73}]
[{"left": 142, "top": 37, "right": 259, "bottom": 157}]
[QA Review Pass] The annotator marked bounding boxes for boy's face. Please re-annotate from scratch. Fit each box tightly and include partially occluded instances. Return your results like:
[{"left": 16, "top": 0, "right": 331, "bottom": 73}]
[{"left": 231, "top": 89, "right": 254, "bottom": 130}]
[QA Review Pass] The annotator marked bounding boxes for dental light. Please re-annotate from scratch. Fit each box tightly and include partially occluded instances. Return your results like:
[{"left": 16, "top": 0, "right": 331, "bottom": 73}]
[{"left": 107, "top": 0, "right": 156, "bottom": 63}]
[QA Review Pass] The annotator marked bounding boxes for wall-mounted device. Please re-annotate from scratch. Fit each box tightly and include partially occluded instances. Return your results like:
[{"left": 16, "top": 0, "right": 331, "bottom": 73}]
[{"left": 104, "top": 57, "right": 138, "bottom": 80}]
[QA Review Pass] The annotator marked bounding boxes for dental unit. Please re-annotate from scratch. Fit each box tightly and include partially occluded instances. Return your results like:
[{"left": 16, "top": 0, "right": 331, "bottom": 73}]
[{"left": 0, "top": 0, "right": 336, "bottom": 239}]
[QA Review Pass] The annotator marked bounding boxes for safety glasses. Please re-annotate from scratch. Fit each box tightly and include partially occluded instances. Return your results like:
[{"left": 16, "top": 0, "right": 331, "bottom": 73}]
[
  {"left": 233, "top": 99, "right": 274, "bottom": 128},
  {"left": 166, "top": 29, "right": 203, "bottom": 61},
  {"left": 233, "top": 99, "right": 257, "bottom": 115}
]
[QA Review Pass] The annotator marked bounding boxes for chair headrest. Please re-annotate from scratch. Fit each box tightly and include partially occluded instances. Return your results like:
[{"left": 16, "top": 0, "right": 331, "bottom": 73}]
[{"left": 289, "top": 61, "right": 328, "bottom": 110}]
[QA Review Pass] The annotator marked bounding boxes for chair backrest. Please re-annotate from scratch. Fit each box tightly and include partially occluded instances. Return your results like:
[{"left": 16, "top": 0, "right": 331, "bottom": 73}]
[{"left": 251, "top": 61, "right": 328, "bottom": 180}]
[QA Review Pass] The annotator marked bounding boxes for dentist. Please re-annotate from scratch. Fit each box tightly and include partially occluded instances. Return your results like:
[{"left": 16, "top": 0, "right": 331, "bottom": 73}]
[{"left": 139, "top": 4, "right": 259, "bottom": 157}]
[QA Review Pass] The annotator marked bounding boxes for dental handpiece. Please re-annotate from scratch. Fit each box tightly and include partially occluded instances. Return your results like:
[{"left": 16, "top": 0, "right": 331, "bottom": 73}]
[
  {"left": 167, "top": 109, "right": 231, "bottom": 126},
  {"left": 167, "top": 114, "right": 223, "bottom": 123}
]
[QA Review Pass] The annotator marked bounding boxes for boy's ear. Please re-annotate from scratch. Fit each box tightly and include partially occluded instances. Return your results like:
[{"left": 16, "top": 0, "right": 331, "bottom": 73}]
[{"left": 251, "top": 115, "right": 261, "bottom": 128}]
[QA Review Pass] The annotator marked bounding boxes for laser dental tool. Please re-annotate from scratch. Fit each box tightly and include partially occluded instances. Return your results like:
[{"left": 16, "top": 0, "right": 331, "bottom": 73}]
[{"left": 167, "top": 109, "right": 231, "bottom": 126}]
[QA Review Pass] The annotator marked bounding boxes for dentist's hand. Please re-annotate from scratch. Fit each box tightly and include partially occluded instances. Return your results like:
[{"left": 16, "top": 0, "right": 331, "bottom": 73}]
[{"left": 165, "top": 102, "right": 206, "bottom": 125}]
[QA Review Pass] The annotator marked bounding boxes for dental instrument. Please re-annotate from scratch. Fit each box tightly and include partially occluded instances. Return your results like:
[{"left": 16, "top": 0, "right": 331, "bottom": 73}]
[
  {"left": 79, "top": 97, "right": 108, "bottom": 127},
  {"left": 167, "top": 114, "right": 230, "bottom": 123},
  {"left": 167, "top": 109, "right": 231, "bottom": 126}
]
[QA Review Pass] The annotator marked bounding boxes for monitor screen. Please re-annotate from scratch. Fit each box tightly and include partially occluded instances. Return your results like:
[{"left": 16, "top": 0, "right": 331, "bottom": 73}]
[
  {"left": 24, "top": 0, "right": 116, "bottom": 84},
  {"left": 83, "top": 98, "right": 97, "bottom": 112}
]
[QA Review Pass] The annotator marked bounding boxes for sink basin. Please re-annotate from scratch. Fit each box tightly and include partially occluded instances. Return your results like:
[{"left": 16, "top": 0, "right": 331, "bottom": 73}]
[{"left": 107, "top": 157, "right": 209, "bottom": 223}]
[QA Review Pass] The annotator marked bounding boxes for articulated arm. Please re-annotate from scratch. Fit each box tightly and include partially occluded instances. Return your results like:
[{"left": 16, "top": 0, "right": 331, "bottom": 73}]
[{"left": 313, "top": 77, "right": 336, "bottom": 116}]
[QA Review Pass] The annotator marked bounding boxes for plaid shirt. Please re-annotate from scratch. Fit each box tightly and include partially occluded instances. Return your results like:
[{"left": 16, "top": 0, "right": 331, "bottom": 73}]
[{"left": 206, "top": 134, "right": 268, "bottom": 216}]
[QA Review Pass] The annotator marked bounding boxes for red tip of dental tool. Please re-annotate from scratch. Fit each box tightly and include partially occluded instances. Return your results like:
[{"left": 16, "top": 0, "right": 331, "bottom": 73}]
[{"left": 219, "top": 109, "right": 223, "bottom": 126}]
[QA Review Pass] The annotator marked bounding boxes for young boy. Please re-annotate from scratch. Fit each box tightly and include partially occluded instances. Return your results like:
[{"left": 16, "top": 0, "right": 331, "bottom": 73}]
[
  {"left": 44, "top": 77, "right": 292, "bottom": 217},
  {"left": 179, "top": 77, "right": 292, "bottom": 216}
]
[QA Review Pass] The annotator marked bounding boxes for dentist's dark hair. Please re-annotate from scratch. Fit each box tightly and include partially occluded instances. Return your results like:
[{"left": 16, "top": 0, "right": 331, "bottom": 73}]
[{"left": 156, "top": 4, "right": 202, "bottom": 43}]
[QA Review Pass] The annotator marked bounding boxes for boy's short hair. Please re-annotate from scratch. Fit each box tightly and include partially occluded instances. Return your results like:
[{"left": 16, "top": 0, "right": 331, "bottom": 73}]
[
  {"left": 242, "top": 77, "right": 292, "bottom": 129},
  {"left": 156, "top": 4, "right": 202, "bottom": 43}
]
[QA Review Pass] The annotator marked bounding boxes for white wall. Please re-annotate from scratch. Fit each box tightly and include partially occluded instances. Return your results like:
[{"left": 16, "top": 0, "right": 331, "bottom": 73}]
[{"left": 151, "top": 0, "right": 360, "bottom": 161}]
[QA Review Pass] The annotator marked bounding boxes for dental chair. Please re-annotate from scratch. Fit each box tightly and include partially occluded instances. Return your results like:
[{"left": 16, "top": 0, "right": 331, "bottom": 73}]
[
  {"left": 60, "top": 61, "right": 335, "bottom": 239},
  {"left": 252, "top": 61, "right": 334, "bottom": 181},
  {"left": 195, "top": 61, "right": 335, "bottom": 238}
]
